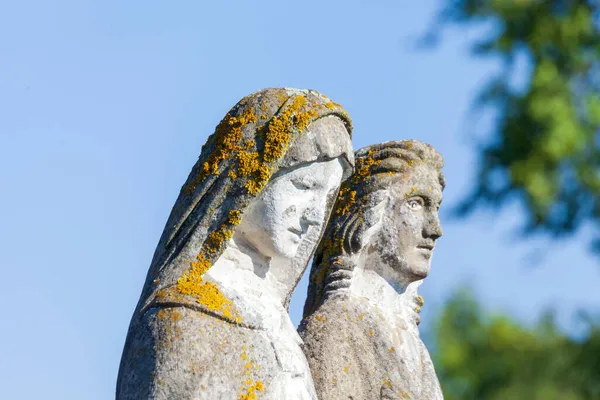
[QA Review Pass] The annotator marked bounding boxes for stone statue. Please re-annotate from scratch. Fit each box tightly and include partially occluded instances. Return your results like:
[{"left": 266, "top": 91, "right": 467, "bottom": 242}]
[
  {"left": 299, "top": 140, "right": 445, "bottom": 400},
  {"left": 117, "top": 88, "right": 355, "bottom": 400}
]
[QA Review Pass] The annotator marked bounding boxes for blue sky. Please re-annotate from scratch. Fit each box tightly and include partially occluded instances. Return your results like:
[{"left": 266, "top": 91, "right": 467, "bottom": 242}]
[{"left": 1, "top": 1, "right": 598, "bottom": 398}]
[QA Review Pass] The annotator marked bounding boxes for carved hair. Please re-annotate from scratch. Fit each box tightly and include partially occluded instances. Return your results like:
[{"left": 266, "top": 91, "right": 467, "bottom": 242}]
[
  {"left": 303, "top": 140, "right": 444, "bottom": 318},
  {"left": 133, "top": 88, "right": 354, "bottom": 320}
]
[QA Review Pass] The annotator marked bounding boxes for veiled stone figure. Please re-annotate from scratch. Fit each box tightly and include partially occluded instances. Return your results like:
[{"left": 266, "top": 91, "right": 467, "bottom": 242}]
[
  {"left": 300, "top": 141, "right": 444, "bottom": 400},
  {"left": 117, "top": 88, "right": 354, "bottom": 399}
]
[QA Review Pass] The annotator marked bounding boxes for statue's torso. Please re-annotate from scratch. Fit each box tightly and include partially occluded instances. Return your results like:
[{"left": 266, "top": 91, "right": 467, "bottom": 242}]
[
  {"left": 300, "top": 294, "right": 442, "bottom": 400},
  {"left": 118, "top": 300, "right": 316, "bottom": 400}
]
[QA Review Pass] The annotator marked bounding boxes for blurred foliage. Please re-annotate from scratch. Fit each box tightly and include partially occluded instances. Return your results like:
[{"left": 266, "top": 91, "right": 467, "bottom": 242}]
[
  {"left": 433, "top": 291, "right": 600, "bottom": 399},
  {"left": 429, "top": 0, "right": 600, "bottom": 251}
]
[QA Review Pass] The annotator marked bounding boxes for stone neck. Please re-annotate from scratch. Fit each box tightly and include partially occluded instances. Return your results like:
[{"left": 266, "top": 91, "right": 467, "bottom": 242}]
[
  {"left": 206, "top": 235, "right": 290, "bottom": 309},
  {"left": 347, "top": 264, "right": 421, "bottom": 334}
]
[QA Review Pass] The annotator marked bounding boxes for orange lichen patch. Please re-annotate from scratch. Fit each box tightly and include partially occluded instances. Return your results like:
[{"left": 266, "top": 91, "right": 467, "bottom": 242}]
[
  {"left": 343, "top": 364, "right": 351, "bottom": 373},
  {"left": 173, "top": 92, "right": 352, "bottom": 323},
  {"left": 334, "top": 186, "right": 357, "bottom": 216},
  {"left": 244, "top": 139, "right": 256, "bottom": 149},
  {"left": 245, "top": 164, "right": 271, "bottom": 194},
  {"left": 263, "top": 95, "right": 318, "bottom": 163},
  {"left": 228, "top": 209, "right": 242, "bottom": 225},
  {"left": 353, "top": 150, "right": 382, "bottom": 184},
  {"left": 333, "top": 149, "right": 383, "bottom": 216},
  {"left": 157, "top": 309, "right": 168, "bottom": 321},
  {"left": 205, "top": 227, "right": 234, "bottom": 254},
  {"left": 382, "top": 380, "right": 392, "bottom": 389},
  {"left": 165, "top": 309, "right": 182, "bottom": 322},
  {"left": 183, "top": 106, "right": 258, "bottom": 195},
  {"left": 389, "top": 347, "right": 396, "bottom": 353},
  {"left": 237, "top": 150, "right": 260, "bottom": 176},
  {"left": 324, "top": 101, "right": 337, "bottom": 110},
  {"left": 245, "top": 179, "right": 260, "bottom": 194},
  {"left": 176, "top": 253, "right": 238, "bottom": 321},
  {"left": 239, "top": 379, "right": 264, "bottom": 400},
  {"left": 155, "top": 288, "right": 168, "bottom": 301},
  {"left": 315, "top": 315, "right": 326, "bottom": 322},
  {"left": 368, "top": 329, "right": 375, "bottom": 336}
]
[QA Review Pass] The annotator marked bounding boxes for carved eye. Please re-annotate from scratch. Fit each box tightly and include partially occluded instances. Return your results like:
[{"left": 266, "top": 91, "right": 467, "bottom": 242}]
[
  {"left": 406, "top": 198, "right": 424, "bottom": 210},
  {"left": 292, "top": 176, "right": 315, "bottom": 190}
]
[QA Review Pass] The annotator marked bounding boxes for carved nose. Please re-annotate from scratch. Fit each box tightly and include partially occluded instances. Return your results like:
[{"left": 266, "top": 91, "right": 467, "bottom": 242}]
[
  {"left": 301, "top": 195, "right": 327, "bottom": 228},
  {"left": 423, "top": 212, "right": 443, "bottom": 240},
  {"left": 301, "top": 206, "right": 323, "bottom": 227}
]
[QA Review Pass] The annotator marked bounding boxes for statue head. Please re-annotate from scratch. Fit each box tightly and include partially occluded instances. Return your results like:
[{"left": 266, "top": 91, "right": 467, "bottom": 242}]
[
  {"left": 303, "top": 140, "right": 444, "bottom": 317},
  {"left": 136, "top": 88, "right": 354, "bottom": 321},
  {"left": 236, "top": 155, "right": 347, "bottom": 260}
]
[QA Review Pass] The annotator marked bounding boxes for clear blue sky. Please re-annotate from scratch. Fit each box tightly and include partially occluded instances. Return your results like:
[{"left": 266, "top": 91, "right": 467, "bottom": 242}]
[{"left": 1, "top": 1, "right": 598, "bottom": 398}]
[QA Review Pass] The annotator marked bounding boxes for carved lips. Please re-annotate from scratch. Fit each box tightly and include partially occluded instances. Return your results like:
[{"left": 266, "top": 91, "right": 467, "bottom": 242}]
[
  {"left": 416, "top": 242, "right": 435, "bottom": 259},
  {"left": 288, "top": 227, "right": 304, "bottom": 242}
]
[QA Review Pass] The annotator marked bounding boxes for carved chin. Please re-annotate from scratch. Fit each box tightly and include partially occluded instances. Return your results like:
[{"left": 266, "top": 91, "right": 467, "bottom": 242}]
[
  {"left": 409, "top": 260, "right": 430, "bottom": 279},
  {"left": 271, "top": 237, "right": 302, "bottom": 259}
]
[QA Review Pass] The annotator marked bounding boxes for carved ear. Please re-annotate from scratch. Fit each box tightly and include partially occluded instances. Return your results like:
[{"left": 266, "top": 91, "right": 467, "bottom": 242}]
[{"left": 348, "top": 190, "right": 389, "bottom": 255}]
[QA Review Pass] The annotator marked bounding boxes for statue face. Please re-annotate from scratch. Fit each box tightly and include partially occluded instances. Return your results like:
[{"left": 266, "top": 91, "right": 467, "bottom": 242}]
[
  {"left": 374, "top": 164, "right": 443, "bottom": 282},
  {"left": 237, "top": 158, "right": 345, "bottom": 260}
]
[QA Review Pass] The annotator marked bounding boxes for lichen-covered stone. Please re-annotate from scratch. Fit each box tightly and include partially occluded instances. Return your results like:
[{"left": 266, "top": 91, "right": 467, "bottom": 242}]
[
  {"left": 300, "top": 140, "right": 445, "bottom": 400},
  {"left": 117, "top": 88, "right": 354, "bottom": 399}
]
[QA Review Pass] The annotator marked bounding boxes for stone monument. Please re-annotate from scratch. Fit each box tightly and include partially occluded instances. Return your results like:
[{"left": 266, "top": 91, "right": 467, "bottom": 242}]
[
  {"left": 117, "top": 88, "right": 355, "bottom": 399},
  {"left": 300, "top": 140, "right": 445, "bottom": 400}
]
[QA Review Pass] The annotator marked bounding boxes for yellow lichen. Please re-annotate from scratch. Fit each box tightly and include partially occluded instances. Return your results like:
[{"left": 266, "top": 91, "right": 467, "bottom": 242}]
[
  {"left": 228, "top": 209, "right": 242, "bottom": 225},
  {"left": 335, "top": 186, "right": 357, "bottom": 216},
  {"left": 416, "top": 295, "right": 424, "bottom": 306},
  {"left": 183, "top": 106, "right": 258, "bottom": 194},
  {"left": 171, "top": 310, "right": 182, "bottom": 322},
  {"left": 324, "top": 101, "right": 337, "bottom": 110},
  {"left": 245, "top": 179, "right": 262, "bottom": 195},
  {"left": 239, "top": 379, "right": 264, "bottom": 400},
  {"left": 353, "top": 150, "right": 382, "bottom": 184},
  {"left": 176, "top": 253, "right": 238, "bottom": 320},
  {"left": 174, "top": 92, "right": 349, "bottom": 323},
  {"left": 263, "top": 96, "right": 317, "bottom": 163},
  {"left": 237, "top": 151, "right": 260, "bottom": 176}
]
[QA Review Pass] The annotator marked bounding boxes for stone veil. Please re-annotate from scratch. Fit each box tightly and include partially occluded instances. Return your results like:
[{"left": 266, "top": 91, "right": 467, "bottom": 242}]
[
  {"left": 117, "top": 88, "right": 354, "bottom": 399},
  {"left": 300, "top": 140, "right": 445, "bottom": 400}
]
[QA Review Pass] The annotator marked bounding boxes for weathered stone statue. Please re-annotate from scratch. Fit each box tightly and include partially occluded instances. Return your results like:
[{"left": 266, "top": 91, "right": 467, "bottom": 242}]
[
  {"left": 300, "top": 141, "right": 445, "bottom": 400},
  {"left": 117, "top": 88, "right": 354, "bottom": 399}
]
